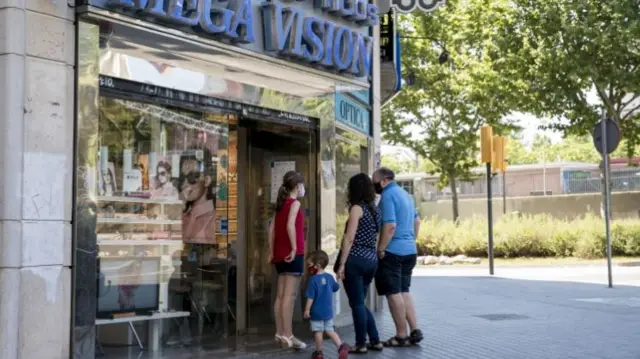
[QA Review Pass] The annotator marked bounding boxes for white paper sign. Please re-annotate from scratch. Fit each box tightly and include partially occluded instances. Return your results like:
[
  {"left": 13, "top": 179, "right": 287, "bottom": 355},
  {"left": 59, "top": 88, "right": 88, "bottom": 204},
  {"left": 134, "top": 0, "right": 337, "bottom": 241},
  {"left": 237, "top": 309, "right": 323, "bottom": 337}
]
[
  {"left": 123, "top": 169, "right": 142, "bottom": 192},
  {"left": 270, "top": 161, "right": 296, "bottom": 203}
]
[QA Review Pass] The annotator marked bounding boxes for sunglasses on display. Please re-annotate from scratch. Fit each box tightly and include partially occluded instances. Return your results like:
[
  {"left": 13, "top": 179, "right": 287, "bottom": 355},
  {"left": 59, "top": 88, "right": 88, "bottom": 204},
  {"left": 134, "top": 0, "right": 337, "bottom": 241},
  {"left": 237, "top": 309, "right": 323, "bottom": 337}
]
[{"left": 179, "top": 171, "right": 202, "bottom": 186}]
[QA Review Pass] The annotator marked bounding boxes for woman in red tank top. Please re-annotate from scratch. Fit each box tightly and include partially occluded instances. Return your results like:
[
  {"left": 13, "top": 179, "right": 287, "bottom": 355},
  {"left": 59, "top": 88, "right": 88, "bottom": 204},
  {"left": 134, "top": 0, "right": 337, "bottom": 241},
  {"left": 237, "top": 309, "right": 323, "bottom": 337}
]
[{"left": 268, "top": 171, "right": 307, "bottom": 349}]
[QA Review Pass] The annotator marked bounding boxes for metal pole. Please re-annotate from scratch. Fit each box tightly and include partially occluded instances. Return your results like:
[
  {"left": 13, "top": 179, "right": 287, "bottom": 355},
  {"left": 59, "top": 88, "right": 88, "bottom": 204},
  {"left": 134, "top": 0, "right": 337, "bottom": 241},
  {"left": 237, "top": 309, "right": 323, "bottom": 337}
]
[
  {"left": 487, "top": 163, "right": 494, "bottom": 275},
  {"left": 502, "top": 171, "right": 506, "bottom": 215},
  {"left": 601, "top": 113, "right": 613, "bottom": 288}
]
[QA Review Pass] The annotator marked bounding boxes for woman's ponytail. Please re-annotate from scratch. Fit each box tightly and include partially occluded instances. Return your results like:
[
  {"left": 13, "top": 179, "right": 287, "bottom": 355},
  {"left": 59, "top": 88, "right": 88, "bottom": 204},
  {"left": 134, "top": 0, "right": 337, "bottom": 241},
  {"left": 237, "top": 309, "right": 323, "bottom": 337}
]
[{"left": 275, "top": 185, "right": 289, "bottom": 212}]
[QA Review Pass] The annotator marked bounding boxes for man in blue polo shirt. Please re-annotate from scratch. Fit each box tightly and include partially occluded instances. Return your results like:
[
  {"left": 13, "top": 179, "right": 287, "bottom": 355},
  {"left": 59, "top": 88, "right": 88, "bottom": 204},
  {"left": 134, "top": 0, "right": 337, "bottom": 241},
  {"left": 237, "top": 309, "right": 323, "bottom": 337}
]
[{"left": 373, "top": 167, "right": 423, "bottom": 347}]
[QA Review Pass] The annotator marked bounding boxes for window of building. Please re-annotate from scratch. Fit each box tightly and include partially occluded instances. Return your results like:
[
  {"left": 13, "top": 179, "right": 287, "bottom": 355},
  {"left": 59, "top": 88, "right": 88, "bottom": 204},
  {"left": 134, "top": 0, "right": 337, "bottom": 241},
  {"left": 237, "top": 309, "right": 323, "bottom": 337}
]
[{"left": 398, "top": 180, "right": 414, "bottom": 195}]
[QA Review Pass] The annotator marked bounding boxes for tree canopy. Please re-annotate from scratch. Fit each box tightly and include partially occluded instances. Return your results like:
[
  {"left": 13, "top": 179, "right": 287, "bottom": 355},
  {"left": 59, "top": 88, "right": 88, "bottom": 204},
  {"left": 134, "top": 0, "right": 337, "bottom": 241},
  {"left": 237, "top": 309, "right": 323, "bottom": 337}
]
[
  {"left": 506, "top": 133, "right": 629, "bottom": 165},
  {"left": 381, "top": 0, "right": 516, "bottom": 220},
  {"left": 496, "top": 0, "right": 640, "bottom": 158}
]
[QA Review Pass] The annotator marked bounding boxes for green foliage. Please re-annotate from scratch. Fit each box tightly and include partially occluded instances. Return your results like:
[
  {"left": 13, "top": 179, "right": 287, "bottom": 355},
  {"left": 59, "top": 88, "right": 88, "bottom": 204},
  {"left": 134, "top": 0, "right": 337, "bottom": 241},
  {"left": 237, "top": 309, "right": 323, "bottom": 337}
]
[
  {"left": 506, "top": 133, "right": 630, "bottom": 165},
  {"left": 382, "top": 0, "right": 518, "bottom": 220},
  {"left": 381, "top": 154, "right": 436, "bottom": 175},
  {"left": 417, "top": 214, "right": 640, "bottom": 259},
  {"left": 496, "top": 0, "right": 640, "bottom": 158}
]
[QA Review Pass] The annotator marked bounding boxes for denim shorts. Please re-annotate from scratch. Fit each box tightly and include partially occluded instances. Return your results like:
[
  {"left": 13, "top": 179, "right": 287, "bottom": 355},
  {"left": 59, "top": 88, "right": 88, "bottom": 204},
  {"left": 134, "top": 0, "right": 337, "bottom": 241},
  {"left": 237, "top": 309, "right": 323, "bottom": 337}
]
[
  {"left": 274, "top": 255, "right": 304, "bottom": 276},
  {"left": 310, "top": 319, "right": 335, "bottom": 333},
  {"left": 375, "top": 252, "right": 417, "bottom": 296}
]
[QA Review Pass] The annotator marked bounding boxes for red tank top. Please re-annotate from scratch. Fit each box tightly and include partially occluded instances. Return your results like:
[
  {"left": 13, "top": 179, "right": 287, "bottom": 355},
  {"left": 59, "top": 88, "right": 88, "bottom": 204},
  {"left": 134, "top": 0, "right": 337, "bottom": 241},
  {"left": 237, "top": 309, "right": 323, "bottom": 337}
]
[{"left": 272, "top": 197, "right": 305, "bottom": 262}]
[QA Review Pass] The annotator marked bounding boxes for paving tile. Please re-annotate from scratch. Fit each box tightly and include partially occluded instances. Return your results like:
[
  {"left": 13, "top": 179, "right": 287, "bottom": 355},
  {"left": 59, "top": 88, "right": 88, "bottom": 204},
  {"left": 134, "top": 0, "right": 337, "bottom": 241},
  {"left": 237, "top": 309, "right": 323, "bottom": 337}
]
[{"left": 250, "top": 275, "right": 640, "bottom": 359}]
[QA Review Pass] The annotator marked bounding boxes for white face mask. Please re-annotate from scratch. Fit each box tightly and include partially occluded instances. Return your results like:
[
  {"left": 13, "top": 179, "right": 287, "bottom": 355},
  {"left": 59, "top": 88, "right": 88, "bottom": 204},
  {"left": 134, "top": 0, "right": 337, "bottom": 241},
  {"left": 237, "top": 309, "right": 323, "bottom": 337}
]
[{"left": 298, "top": 184, "right": 306, "bottom": 198}]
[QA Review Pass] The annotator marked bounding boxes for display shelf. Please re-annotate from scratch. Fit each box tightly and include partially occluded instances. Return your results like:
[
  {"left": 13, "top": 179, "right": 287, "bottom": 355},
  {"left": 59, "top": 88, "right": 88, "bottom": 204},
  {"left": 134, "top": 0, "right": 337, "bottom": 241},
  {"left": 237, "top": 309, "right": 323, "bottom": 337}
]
[
  {"left": 97, "top": 218, "right": 182, "bottom": 225},
  {"left": 96, "top": 195, "right": 182, "bottom": 205},
  {"left": 95, "top": 311, "right": 191, "bottom": 325},
  {"left": 98, "top": 239, "right": 183, "bottom": 246}
]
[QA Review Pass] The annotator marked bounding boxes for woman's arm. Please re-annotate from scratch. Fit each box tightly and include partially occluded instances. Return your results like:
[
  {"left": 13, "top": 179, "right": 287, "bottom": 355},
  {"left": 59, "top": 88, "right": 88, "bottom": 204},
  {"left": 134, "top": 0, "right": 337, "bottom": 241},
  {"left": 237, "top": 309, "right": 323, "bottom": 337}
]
[
  {"left": 287, "top": 200, "right": 302, "bottom": 253},
  {"left": 338, "top": 205, "right": 363, "bottom": 268},
  {"left": 267, "top": 215, "right": 275, "bottom": 260}
]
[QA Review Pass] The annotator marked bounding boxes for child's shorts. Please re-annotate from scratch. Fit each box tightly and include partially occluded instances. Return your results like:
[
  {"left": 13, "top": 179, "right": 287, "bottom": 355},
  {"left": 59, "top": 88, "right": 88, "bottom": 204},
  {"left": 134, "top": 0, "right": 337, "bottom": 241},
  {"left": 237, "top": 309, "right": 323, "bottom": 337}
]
[{"left": 310, "top": 319, "right": 335, "bottom": 333}]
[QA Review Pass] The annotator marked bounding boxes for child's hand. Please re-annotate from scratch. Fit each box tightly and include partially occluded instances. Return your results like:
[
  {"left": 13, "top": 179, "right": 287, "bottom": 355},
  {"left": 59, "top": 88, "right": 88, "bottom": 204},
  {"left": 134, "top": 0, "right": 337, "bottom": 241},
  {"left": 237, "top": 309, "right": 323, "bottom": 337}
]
[{"left": 304, "top": 311, "right": 310, "bottom": 320}]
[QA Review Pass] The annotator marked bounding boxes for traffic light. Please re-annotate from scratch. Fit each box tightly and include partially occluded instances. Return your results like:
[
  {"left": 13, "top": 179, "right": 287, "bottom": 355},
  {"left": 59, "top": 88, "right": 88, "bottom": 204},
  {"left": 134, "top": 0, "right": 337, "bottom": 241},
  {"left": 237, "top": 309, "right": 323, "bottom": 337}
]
[
  {"left": 492, "top": 136, "right": 506, "bottom": 173},
  {"left": 480, "top": 126, "right": 493, "bottom": 163}
]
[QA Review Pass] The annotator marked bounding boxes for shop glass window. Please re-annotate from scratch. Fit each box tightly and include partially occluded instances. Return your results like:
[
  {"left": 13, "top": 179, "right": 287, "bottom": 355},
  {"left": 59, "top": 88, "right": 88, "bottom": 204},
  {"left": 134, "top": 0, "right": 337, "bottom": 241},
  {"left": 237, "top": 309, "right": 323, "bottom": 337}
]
[{"left": 93, "top": 96, "right": 237, "bottom": 355}]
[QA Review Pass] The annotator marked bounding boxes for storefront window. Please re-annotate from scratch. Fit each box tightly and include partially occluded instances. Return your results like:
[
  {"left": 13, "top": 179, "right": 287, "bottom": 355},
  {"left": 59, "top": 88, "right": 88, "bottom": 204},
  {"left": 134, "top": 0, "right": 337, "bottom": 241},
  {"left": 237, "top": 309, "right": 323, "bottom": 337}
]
[
  {"left": 334, "top": 128, "right": 369, "bottom": 249},
  {"left": 92, "top": 96, "right": 237, "bottom": 356}
]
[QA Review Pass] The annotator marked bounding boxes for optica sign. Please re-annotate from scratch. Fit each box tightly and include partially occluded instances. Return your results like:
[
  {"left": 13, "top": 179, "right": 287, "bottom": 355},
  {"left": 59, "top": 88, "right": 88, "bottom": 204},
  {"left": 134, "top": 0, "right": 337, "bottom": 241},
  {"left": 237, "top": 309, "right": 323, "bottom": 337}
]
[
  {"left": 101, "top": 0, "right": 379, "bottom": 78},
  {"left": 335, "top": 92, "right": 370, "bottom": 135}
]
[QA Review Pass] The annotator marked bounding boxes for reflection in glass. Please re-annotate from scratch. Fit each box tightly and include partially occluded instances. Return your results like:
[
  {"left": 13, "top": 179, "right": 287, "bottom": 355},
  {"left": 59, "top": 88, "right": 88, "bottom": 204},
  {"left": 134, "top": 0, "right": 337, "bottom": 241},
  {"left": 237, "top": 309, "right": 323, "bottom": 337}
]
[
  {"left": 335, "top": 129, "right": 368, "bottom": 249},
  {"left": 93, "top": 96, "right": 236, "bottom": 356}
]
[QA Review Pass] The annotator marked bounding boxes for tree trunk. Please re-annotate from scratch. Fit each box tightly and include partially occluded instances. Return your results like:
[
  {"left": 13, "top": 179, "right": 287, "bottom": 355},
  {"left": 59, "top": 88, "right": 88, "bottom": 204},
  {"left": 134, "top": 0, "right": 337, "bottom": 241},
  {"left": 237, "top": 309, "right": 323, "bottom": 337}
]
[{"left": 449, "top": 174, "right": 459, "bottom": 222}]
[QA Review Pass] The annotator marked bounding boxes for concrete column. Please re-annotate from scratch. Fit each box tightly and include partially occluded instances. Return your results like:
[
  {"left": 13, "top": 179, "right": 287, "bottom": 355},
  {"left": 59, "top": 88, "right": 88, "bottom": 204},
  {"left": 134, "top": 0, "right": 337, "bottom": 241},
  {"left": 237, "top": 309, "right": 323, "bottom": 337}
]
[{"left": 0, "top": 1, "right": 75, "bottom": 359}]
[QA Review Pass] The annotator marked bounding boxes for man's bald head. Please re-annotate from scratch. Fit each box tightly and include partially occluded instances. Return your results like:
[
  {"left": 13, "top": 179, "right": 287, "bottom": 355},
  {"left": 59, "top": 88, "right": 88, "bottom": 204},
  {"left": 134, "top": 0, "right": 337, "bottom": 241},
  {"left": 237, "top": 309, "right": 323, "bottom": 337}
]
[
  {"left": 373, "top": 167, "right": 395, "bottom": 182},
  {"left": 373, "top": 167, "right": 395, "bottom": 193}
]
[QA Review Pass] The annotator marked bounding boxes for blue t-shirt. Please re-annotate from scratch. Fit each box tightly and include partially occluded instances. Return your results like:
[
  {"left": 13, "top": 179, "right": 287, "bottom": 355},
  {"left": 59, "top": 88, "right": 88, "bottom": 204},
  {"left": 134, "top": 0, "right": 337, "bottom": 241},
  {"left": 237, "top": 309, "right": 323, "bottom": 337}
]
[
  {"left": 305, "top": 272, "right": 340, "bottom": 321},
  {"left": 379, "top": 182, "right": 419, "bottom": 256}
]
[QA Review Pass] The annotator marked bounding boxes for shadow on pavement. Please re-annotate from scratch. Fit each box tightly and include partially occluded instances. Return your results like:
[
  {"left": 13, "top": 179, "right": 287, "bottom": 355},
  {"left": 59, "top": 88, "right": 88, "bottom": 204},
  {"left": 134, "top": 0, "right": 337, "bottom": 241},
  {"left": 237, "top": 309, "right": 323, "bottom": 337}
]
[{"left": 100, "top": 275, "right": 640, "bottom": 359}]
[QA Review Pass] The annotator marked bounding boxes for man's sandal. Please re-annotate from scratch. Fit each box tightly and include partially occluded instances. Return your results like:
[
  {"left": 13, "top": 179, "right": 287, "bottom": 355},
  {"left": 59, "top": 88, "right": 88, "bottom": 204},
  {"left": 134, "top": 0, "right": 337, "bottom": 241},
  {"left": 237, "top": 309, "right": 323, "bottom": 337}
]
[
  {"left": 383, "top": 336, "right": 411, "bottom": 347},
  {"left": 367, "top": 342, "right": 384, "bottom": 351},
  {"left": 409, "top": 329, "right": 424, "bottom": 344}
]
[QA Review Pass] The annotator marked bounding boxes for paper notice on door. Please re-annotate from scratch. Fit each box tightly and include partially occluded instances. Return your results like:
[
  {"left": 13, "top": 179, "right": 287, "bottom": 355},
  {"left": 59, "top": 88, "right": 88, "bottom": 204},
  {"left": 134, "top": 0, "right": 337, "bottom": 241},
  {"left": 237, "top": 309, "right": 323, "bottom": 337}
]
[{"left": 270, "top": 161, "right": 296, "bottom": 203}]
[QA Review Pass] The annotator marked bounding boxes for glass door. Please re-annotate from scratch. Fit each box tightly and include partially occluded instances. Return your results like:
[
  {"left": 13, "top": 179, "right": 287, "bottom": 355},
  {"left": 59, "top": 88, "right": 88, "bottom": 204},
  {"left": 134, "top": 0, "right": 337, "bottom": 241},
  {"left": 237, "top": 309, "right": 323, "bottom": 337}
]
[{"left": 242, "top": 121, "right": 316, "bottom": 344}]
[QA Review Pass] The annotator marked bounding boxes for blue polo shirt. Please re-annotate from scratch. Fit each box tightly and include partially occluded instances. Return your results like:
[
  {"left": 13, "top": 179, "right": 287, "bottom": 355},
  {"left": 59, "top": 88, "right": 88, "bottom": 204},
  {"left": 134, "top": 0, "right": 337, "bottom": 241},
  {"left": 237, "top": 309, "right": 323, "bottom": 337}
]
[{"left": 379, "top": 182, "right": 418, "bottom": 256}]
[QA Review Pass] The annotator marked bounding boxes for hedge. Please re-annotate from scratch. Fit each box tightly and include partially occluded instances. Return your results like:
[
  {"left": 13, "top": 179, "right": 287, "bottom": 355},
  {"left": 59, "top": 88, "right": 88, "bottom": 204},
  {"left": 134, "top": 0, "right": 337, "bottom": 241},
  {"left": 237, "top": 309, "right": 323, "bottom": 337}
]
[{"left": 417, "top": 213, "right": 640, "bottom": 259}]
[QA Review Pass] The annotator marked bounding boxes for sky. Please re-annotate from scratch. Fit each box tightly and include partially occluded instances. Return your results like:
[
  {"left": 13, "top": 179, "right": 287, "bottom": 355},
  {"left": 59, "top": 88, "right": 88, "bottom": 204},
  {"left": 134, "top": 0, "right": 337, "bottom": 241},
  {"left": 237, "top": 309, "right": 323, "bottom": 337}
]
[{"left": 382, "top": 112, "right": 563, "bottom": 160}]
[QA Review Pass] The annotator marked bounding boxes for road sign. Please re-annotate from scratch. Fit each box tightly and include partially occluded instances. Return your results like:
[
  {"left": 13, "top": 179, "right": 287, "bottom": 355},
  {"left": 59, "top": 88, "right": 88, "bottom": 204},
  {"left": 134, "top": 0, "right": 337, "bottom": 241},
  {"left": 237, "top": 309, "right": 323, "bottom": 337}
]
[{"left": 592, "top": 119, "right": 621, "bottom": 155}]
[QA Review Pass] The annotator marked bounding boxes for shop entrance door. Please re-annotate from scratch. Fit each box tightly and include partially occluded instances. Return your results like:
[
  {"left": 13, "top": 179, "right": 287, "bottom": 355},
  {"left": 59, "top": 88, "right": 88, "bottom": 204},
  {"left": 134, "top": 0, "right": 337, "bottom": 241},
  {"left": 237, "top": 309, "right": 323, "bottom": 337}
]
[{"left": 238, "top": 120, "right": 317, "bottom": 344}]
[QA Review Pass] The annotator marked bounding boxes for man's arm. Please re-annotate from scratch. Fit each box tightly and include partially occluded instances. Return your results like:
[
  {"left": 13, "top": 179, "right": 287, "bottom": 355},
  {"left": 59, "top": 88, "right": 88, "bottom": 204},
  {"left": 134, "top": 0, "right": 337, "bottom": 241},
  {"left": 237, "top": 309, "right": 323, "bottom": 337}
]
[
  {"left": 378, "top": 223, "right": 396, "bottom": 252},
  {"left": 377, "top": 195, "right": 396, "bottom": 253},
  {"left": 414, "top": 212, "right": 421, "bottom": 240}
]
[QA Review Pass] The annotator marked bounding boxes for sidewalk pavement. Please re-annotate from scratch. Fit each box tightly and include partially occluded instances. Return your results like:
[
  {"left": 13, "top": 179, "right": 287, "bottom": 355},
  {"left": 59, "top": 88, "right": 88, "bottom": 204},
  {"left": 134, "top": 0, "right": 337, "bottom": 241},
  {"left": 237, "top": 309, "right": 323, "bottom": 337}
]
[{"left": 258, "top": 266, "right": 640, "bottom": 359}]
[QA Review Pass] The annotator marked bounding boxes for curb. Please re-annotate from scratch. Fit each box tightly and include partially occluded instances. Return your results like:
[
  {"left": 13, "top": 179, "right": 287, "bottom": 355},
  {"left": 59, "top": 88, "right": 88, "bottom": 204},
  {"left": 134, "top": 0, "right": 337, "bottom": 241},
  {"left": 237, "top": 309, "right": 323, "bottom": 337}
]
[{"left": 616, "top": 261, "right": 640, "bottom": 267}]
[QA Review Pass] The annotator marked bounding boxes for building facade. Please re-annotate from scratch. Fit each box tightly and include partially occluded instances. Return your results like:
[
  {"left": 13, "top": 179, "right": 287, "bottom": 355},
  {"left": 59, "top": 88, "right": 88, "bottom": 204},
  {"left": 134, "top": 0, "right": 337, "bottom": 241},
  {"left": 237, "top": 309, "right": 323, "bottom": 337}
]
[{"left": 0, "top": 1, "right": 383, "bottom": 358}]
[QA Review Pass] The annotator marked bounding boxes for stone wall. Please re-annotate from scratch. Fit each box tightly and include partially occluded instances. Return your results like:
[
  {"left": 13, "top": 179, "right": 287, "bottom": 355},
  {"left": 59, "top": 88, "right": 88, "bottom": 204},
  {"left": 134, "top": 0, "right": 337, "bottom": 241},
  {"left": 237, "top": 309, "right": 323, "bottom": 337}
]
[
  {"left": 420, "top": 191, "right": 640, "bottom": 221},
  {"left": 0, "top": 1, "right": 74, "bottom": 359}
]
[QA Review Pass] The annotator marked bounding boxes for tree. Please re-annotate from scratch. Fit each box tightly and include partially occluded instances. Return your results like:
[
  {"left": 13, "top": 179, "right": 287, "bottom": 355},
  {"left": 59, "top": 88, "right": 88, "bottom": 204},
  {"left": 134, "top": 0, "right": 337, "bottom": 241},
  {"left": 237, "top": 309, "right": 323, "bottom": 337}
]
[
  {"left": 381, "top": 153, "right": 436, "bottom": 174},
  {"left": 506, "top": 133, "right": 630, "bottom": 165},
  {"left": 382, "top": 0, "right": 517, "bottom": 221},
  {"left": 496, "top": 0, "right": 640, "bottom": 158}
]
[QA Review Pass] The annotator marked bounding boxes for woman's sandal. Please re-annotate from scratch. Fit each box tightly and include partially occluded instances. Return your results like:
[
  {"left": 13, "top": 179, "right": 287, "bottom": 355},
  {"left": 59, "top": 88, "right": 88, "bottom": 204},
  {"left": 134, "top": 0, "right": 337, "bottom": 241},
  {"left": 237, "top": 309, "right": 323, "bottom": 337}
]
[
  {"left": 349, "top": 345, "right": 368, "bottom": 354},
  {"left": 279, "top": 335, "right": 293, "bottom": 349},
  {"left": 367, "top": 342, "right": 384, "bottom": 351},
  {"left": 383, "top": 336, "right": 411, "bottom": 347}
]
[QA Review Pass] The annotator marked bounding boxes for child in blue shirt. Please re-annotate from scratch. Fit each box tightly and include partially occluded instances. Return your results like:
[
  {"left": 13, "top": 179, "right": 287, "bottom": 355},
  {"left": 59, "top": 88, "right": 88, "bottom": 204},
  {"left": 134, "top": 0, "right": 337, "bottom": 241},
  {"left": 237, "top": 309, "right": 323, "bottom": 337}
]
[{"left": 304, "top": 250, "right": 350, "bottom": 359}]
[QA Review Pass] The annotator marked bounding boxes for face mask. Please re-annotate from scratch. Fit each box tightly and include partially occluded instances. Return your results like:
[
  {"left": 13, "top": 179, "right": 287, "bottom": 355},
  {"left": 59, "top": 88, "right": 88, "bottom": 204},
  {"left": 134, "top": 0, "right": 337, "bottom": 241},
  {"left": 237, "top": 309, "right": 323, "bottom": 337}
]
[
  {"left": 308, "top": 264, "right": 318, "bottom": 275},
  {"left": 298, "top": 184, "right": 306, "bottom": 198},
  {"left": 374, "top": 182, "right": 383, "bottom": 194}
]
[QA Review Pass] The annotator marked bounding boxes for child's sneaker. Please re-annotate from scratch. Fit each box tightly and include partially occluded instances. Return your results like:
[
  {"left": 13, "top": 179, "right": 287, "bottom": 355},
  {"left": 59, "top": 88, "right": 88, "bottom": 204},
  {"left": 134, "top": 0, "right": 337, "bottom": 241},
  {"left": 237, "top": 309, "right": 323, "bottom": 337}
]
[
  {"left": 311, "top": 350, "right": 324, "bottom": 359},
  {"left": 338, "top": 343, "right": 350, "bottom": 359}
]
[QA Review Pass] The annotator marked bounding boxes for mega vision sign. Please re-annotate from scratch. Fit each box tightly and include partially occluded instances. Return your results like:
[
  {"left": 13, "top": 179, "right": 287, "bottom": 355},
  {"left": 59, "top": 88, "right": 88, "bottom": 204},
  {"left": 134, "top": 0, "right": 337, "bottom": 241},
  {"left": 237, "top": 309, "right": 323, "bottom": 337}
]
[{"left": 94, "top": 0, "right": 379, "bottom": 78}]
